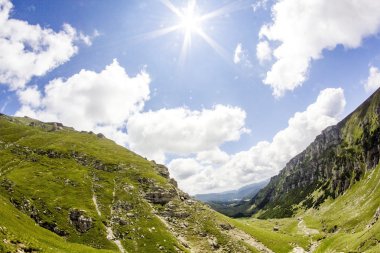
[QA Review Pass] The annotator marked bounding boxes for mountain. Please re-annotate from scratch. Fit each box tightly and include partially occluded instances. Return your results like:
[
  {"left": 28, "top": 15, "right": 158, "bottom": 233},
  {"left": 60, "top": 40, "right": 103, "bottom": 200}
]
[
  {"left": 194, "top": 179, "right": 269, "bottom": 202},
  {"left": 238, "top": 87, "right": 380, "bottom": 219},
  {"left": 0, "top": 114, "right": 261, "bottom": 253},
  {"left": 2, "top": 88, "right": 380, "bottom": 253}
]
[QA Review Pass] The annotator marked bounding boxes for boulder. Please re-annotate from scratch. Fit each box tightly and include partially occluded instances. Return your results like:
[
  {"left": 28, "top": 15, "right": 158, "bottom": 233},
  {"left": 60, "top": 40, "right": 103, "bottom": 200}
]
[
  {"left": 144, "top": 187, "right": 177, "bottom": 205},
  {"left": 69, "top": 209, "right": 92, "bottom": 233},
  {"left": 97, "top": 133, "right": 105, "bottom": 139}
]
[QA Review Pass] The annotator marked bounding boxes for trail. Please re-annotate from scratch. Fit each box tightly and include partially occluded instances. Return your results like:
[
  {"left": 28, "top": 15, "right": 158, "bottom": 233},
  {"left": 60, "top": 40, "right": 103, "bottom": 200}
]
[
  {"left": 92, "top": 177, "right": 126, "bottom": 253},
  {"left": 226, "top": 228, "right": 274, "bottom": 253},
  {"left": 291, "top": 218, "right": 319, "bottom": 253},
  {"left": 106, "top": 179, "right": 126, "bottom": 253}
]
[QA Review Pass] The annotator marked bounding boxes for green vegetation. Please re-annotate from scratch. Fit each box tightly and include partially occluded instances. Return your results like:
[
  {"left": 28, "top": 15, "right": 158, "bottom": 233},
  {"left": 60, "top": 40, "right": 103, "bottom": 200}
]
[
  {"left": 2, "top": 85, "right": 380, "bottom": 253},
  {"left": 0, "top": 115, "right": 257, "bottom": 252}
]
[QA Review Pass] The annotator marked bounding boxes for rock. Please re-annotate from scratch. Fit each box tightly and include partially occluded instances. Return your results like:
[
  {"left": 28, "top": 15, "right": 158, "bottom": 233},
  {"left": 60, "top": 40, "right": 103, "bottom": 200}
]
[
  {"left": 208, "top": 237, "right": 219, "bottom": 249},
  {"left": 154, "top": 164, "right": 170, "bottom": 179},
  {"left": 169, "top": 178, "right": 178, "bottom": 187},
  {"left": 220, "top": 223, "right": 234, "bottom": 230},
  {"left": 273, "top": 226, "right": 280, "bottom": 231},
  {"left": 126, "top": 212, "right": 135, "bottom": 218},
  {"left": 50, "top": 122, "right": 63, "bottom": 131},
  {"left": 69, "top": 209, "right": 92, "bottom": 233},
  {"left": 97, "top": 133, "right": 105, "bottom": 138},
  {"left": 144, "top": 187, "right": 177, "bottom": 205}
]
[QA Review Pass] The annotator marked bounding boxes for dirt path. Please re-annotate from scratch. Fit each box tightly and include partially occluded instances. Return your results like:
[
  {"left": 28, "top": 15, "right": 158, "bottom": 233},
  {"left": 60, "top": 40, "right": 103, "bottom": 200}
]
[
  {"left": 297, "top": 218, "right": 319, "bottom": 236},
  {"left": 92, "top": 178, "right": 126, "bottom": 253},
  {"left": 292, "top": 218, "right": 319, "bottom": 253},
  {"left": 107, "top": 179, "right": 126, "bottom": 253},
  {"left": 227, "top": 228, "right": 274, "bottom": 253}
]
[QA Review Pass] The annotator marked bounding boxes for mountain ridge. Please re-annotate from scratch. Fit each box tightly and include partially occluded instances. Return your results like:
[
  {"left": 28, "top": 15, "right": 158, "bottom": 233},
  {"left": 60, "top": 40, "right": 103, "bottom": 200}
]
[
  {"left": 240, "top": 87, "right": 380, "bottom": 218},
  {"left": 0, "top": 114, "right": 262, "bottom": 252}
]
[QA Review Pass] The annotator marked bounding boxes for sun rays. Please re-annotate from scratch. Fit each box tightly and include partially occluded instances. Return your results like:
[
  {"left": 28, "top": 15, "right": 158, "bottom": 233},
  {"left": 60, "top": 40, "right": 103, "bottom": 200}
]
[{"left": 136, "top": 0, "right": 250, "bottom": 64}]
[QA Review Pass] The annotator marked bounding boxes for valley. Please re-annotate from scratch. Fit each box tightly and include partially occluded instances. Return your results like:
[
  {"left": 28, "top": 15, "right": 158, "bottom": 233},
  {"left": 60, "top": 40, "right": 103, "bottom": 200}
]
[{"left": 1, "top": 86, "right": 380, "bottom": 252}]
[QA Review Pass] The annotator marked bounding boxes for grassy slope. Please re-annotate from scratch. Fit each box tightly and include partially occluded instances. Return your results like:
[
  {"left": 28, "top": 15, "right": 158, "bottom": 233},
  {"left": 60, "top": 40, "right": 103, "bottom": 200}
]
[
  {"left": 0, "top": 116, "right": 183, "bottom": 252},
  {"left": 0, "top": 115, "right": 257, "bottom": 253},
  {"left": 224, "top": 160, "right": 380, "bottom": 253},
  {"left": 305, "top": 164, "right": 380, "bottom": 252}
]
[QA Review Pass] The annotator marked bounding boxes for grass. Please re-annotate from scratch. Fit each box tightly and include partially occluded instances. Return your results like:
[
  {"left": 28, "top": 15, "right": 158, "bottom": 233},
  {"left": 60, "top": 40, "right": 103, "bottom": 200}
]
[{"left": 0, "top": 115, "right": 260, "bottom": 252}]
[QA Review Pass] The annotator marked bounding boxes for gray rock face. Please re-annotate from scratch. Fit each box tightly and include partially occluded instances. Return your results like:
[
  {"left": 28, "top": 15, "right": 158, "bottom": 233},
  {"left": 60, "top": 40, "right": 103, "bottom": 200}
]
[
  {"left": 154, "top": 164, "right": 170, "bottom": 179},
  {"left": 69, "top": 209, "right": 92, "bottom": 233},
  {"left": 144, "top": 186, "right": 177, "bottom": 205},
  {"left": 247, "top": 90, "right": 380, "bottom": 218},
  {"left": 96, "top": 133, "right": 105, "bottom": 138}
]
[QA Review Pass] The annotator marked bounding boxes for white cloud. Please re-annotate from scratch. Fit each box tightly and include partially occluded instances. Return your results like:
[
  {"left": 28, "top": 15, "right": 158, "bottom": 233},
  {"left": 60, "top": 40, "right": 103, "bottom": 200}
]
[
  {"left": 256, "top": 40, "right": 272, "bottom": 64},
  {"left": 364, "top": 66, "right": 380, "bottom": 93},
  {"left": 233, "top": 43, "right": 243, "bottom": 64},
  {"left": 169, "top": 88, "right": 346, "bottom": 194},
  {"left": 168, "top": 158, "right": 207, "bottom": 180},
  {"left": 196, "top": 148, "right": 230, "bottom": 166},
  {"left": 259, "top": 0, "right": 380, "bottom": 97},
  {"left": 16, "top": 86, "right": 41, "bottom": 108},
  {"left": 15, "top": 59, "right": 150, "bottom": 146},
  {"left": 127, "top": 105, "right": 249, "bottom": 163},
  {"left": 233, "top": 43, "right": 252, "bottom": 68},
  {"left": 0, "top": 0, "right": 91, "bottom": 89}
]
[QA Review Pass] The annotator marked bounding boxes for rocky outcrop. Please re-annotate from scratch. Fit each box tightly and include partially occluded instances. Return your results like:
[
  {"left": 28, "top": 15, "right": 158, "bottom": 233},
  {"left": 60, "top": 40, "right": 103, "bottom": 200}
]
[
  {"left": 246, "top": 89, "right": 380, "bottom": 218},
  {"left": 144, "top": 186, "right": 177, "bottom": 205},
  {"left": 69, "top": 209, "right": 92, "bottom": 233}
]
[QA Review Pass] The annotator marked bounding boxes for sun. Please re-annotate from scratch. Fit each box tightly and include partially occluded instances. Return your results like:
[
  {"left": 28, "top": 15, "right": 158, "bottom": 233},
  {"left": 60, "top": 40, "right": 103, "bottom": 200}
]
[
  {"left": 179, "top": 1, "right": 202, "bottom": 34},
  {"left": 137, "top": 0, "right": 238, "bottom": 63}
]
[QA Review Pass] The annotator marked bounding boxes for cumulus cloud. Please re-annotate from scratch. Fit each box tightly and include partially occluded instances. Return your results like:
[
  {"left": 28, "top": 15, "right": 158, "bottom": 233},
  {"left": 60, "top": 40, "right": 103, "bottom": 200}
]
[
  {"left": 127, "top": 105, "right": 249, "bottom": 163},
  {"left": 0, "top": 0, "right": 91, "bottom": 89},
  {"left": 256, "top": 40, "right": 272, "bottom": 64},
  {"left": 364, "top": 66, "right": 380, "bottom": 93},
  {"left": 16, "top": 86, "right": 41, "bottom": 108},
  {"left": 15, "top": 59, "right": 150, "bottom": 146},
  {"left": 169, "top": 88, "right": 346, "bottom": 194},
  {"left": 259, "top": 0, "right": 380, "bottom": 97}
]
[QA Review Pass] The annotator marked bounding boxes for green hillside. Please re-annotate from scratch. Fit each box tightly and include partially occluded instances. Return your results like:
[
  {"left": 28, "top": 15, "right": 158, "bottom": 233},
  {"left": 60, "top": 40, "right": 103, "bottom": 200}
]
[
  {"left": 1, "top": 87, "right": 380, "bottom": 253},
  {"left": 238, "top": 88, "right": 380, "bottom": 220},
  {"left": 0, "top": 114, "right": 261, "bottom": 253}
]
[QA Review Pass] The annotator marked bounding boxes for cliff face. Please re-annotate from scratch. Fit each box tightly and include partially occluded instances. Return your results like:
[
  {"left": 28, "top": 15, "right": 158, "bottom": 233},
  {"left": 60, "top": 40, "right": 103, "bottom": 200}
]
[{"left": 247, "top": 89, "right": 380, "bottom": 218}]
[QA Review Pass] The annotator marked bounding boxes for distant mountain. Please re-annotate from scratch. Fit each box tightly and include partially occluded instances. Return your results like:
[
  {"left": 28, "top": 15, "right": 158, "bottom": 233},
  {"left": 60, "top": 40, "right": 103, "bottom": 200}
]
[{"left": 194, "top": 179, "right": 269, "bottom": 202}]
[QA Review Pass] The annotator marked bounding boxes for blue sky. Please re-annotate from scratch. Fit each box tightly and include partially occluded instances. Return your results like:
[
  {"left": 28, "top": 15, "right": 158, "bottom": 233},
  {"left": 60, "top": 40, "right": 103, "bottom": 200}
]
[{"left": 1, "top": 0, "right": 380, "bottom": 194}]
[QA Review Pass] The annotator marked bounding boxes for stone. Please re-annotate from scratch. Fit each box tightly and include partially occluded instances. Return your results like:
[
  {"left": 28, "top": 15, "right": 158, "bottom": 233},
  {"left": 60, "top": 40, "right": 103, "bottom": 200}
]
[
  {"left": 208, "top": 237, "right": 219, "bottom": 249},
  {"left": 69, "top": 209, "right": 92, "bottom": 233},
  {"left": 220, "top": 223, "right": 233, "bottom": 230},
  {"left": 97, "top": 133, "right": 105, "bottom": 138},
  {"left": 154, "top": 164, "right": 170, "bottom": 179},
  {"left": 144, "top": 187, "right": 177, "bottom": 205}
]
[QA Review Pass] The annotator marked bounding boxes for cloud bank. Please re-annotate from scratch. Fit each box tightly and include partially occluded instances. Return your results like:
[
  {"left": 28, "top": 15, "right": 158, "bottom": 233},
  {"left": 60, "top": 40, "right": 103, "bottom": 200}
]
[
  {"left": 169, "top": 88, "right": 346, "bottom": 194},
  {"left": 127, "top": 105, "right": 249, "bottom": 163},
  {"left": 258, "top": 0, "right": 380, "bottom": 97},
  {"left": 16, "top": 59, "right": 150, "bottom": 146}
]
